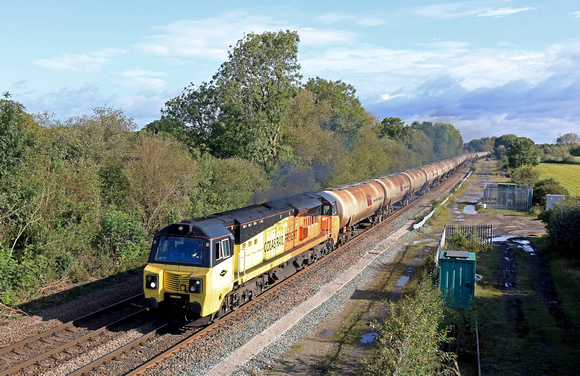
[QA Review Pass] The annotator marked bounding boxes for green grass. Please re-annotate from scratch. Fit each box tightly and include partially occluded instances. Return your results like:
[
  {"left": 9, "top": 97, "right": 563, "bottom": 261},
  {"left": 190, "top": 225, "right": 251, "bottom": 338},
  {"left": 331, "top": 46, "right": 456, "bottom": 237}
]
[
  {"left": 537, "top": 163, "right": 580, "bottom": 196},
  {"left": 471, "top": 239, "right": 580, "bottom": 375}
]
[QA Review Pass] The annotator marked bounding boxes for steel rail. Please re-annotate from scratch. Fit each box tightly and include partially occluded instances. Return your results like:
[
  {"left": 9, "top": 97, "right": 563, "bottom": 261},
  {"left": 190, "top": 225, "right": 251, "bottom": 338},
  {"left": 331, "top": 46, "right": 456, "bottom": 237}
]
[
  {"left": 68, "top": 167, "right": 469, "bottom": 376},
  {"left": 0, "top": 293, "right": 144, "bottom": 375},
  {"left": 0, "top": 309, "right": 147, "bottom": 376},
  {"left": 67, "top": 323, "right": 168, "bottom": 376},
  {"left": 123, "top": 170, "right": 456, "bottom": 376}
]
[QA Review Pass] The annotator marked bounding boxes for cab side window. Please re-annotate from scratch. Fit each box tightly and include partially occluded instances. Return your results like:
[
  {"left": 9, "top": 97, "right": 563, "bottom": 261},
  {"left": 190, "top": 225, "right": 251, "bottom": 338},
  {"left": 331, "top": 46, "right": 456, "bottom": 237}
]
[
  {"left": 215, "top": 239, "right": 231, "bottom": 261},
  {"left": 222, "top": 240, "right": 230, "bottom": 258},
  {"left": 215, "top": 241, "right": 221, "bottom": 260}
]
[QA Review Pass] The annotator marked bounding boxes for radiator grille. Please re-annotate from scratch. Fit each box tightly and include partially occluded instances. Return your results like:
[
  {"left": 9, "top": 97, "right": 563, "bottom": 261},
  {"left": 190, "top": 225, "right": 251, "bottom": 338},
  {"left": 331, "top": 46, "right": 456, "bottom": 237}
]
[{"left": 164, "top": 272, "right": 187, "bottom": 292}]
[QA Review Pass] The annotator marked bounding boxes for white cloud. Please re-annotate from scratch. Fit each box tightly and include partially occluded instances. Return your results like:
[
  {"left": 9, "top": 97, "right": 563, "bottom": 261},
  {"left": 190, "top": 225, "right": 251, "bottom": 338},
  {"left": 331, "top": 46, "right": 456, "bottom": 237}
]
[
  {"left": 315, "top": 13, "right": 351, "bottom": 25},
  {"left": 414, "top": 3, "right": 533, "bottom": 20},
  {"left": 302, "top": 40, "right": 566, "bottom": 96},
  {"left": 573, "top": 11, "right": 580, "bottom": 18},
  {"left": 477, "top": 7, "right": 534, "bottom": 17},
  {"left": 134, "top": 12, "right": 358, "bottom": 63},
  {"left": 134, "top": 11, "right": 285, "bottom": 61},
  {"left": 117, "top": 69, "right": 167, "bottom": 89},
  {"left": 114, "top": 91, "right": 170, "bottom": 126},
  {"left": 365, "top": 42, "right": 580, "bottom": 144},
  {"left": 413, "top": 3, "right": 482, "bottom": 20},
  {"left": 33, "top": 48, "right": 125, "bottom": 72},
  {"left": 357, "top": 18, "right": 386, "bottom": 27},
  {"left": 298, "top": 27, "right": 355, "bottom": 47},
  {"left": 380, "top": 93, "right": 406, "bottom": 100}
]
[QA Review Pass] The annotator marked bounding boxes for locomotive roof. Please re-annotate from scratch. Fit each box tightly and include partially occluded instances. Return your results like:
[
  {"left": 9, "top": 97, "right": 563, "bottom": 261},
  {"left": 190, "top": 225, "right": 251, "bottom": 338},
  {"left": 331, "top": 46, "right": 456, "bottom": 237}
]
[
  {"left": 203, "top": 204, "right": 287, "bottom": 227},
  {"left": 159, "top": 218, "right": 232, "bottom": 239},
  {"left": 189, "top": 218, "right": 232, "bottom": 239},
  {"left": 263, "top": 192, "right": 322, "bottom": 212}
]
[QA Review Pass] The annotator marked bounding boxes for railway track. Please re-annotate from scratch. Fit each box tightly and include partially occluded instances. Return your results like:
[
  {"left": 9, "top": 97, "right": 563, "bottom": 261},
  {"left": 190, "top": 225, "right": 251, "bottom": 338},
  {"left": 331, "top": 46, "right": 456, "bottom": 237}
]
[
  {"left": 123, "top": 169, "right": 466, "bottom": 375},
  {"left": 0, "top": 167, "right": 470, "bottom": 376},
  {"left": 0, "top": 294, "right": 146, "bottom": 376}
]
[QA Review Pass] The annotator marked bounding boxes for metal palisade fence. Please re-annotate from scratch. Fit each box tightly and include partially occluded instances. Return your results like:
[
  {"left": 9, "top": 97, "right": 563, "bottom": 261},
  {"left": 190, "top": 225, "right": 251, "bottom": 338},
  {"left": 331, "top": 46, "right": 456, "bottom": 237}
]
[
  {"left": 435, "top": 224, "right": 493, "bottom": 266},
  {"left": 483, "top": 183, "right": 533, "bottom": 211}
]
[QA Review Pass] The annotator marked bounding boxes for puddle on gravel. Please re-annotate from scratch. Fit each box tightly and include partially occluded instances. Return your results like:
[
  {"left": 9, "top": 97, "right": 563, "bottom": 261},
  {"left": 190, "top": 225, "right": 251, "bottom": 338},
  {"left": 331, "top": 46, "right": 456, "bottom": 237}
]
[
  {"left": 360, "top": 332, "right": 379, "bottom": 344},
  {"left": 463, "top": 205, "right": 478, "bottom": 215},
  {"left": 410, "top": 238, "right": 436, "bottom": 245},
  {"left": 395, "top": 276, "right": 410, "bottom": 287},
  {"left": 493, "top": 236, "right": 516, "bottom": 242},
  {"left": 321, "top": 330, "right": 334, "bottom": 337},
  {"left": 513, "top": 239, "right": 536, "bottom": 255}
]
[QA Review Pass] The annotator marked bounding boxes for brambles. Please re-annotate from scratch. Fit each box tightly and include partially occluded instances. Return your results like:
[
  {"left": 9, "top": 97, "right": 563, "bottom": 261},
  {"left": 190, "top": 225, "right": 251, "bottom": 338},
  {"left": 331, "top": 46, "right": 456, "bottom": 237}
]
[{"left": 364, "top": 277, "right": 456, "bottom": 375}]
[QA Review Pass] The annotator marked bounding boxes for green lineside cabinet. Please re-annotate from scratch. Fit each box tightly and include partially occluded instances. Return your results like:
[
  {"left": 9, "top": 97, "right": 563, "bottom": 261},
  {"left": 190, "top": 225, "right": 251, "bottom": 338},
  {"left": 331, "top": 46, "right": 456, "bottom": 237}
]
[{"left": 438, "top": 250, "right": 476, "bottom": 308}]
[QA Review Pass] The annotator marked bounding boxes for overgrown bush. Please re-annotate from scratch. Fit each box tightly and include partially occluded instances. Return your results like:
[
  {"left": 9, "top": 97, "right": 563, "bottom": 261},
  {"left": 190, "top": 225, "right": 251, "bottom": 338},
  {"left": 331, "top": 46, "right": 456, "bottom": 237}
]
[
  {"left": 540, "top": 197, "right": 580, "bottom": 257},
  {"left": 364, "top": 277, "right": 456, "bottom": 375},
  {"left": 446, "top": 230, "right": 490, "bottom": 253},
  {"left": 97, "top": 206, "right": 147, "bottom": 264},
  {"left": 511, "top": 165, "right": 540, "bottom": 186},
  {"left": 0, "top": 246, "right": 49, "bottom": 305},
  {"left": 533, "top": 178, "right": 569, "bottom": 208}
]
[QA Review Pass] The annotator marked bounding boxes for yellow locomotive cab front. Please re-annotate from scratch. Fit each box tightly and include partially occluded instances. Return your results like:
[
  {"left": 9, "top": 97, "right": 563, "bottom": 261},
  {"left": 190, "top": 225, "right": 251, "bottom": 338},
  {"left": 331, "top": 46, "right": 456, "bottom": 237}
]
[{"left": 142, "top": 221, "right": 235, "bottom": 322}]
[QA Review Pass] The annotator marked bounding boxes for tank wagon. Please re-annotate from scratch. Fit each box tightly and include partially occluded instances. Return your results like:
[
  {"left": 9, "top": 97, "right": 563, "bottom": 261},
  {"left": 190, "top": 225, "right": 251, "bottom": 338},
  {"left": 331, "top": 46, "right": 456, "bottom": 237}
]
[{"left": 143, "top": 152, "right": 488, "bottom": 325}]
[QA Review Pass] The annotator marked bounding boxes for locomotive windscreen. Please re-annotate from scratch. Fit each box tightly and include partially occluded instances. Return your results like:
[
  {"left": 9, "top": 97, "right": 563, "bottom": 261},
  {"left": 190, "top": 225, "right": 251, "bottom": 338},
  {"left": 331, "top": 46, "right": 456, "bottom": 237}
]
[{"left": 152, "top": 236, "right": 207, "bottom": 265}]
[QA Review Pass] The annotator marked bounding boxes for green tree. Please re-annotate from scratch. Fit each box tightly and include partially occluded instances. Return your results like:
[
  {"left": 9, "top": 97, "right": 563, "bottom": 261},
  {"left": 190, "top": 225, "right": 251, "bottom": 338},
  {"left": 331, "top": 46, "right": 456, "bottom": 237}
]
[
  {"left": 556, "top": 133, "right": 580, "bottom": 146},
  {"left": 191, "top": 155, "right": 268, "bottom": 216},
  {"left": 433, "top": 123, "right": 463, "bottom": 159},
  {"left": 304, "top": 77, "right": 372, "bottom": 145},
  {"left": 0, "top": 93, "right": 39, "bottom": 255},
  {"left": 0, "top": 93, "right": 36, "bottom": 185},
  {"left": 378, "top": 117, "right": 414, "bottom": 146},
  {"left": 493, "top": 134, "right": 518, "bottom": 159},
  {"left": 161, "top": 31, "right": 301, "bottom": 169},
  {"left": 511, "top": 165, "right": 540, "bottom": 186},
  {"left": 328, "top": 127, "right": 391, "bottom": 186},
  {"left": 124, "top": 133, "right": 198, "bottom": 234},
  {"left": 144, "top": 117, "right": 201, "bottom": 157},
  {"left": 539, "top": 144, "right": 571, "bottom": 161},
  {"left": 409, "top": 130, "right": 435, "bottom": 164},
  {"left": 57, "top": 106, "right": 137, "bottom": 206},
  {"left": 280, "top": 89, "right": 343, "bottom": 189},
  {"left": 465, "top": 136, "right": 495, "bottom": 153},
  {"left": 411, "top": 121, "right": 463, "bottom": 160},
  {"left": 507, "top": 137, "right": 539, "bottom": 169},
  {"left": 213, "top": 30, "right": 302, "bottom": 167},
  {"left": 157, "top": 81, "right": 218, "bottom": 155}
]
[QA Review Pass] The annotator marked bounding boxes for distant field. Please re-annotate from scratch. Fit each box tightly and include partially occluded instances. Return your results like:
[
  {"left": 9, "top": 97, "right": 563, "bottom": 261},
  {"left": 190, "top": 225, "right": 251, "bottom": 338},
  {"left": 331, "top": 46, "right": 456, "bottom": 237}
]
[{"left": 537, "top": 163, "right": 580, "bottom": 196}]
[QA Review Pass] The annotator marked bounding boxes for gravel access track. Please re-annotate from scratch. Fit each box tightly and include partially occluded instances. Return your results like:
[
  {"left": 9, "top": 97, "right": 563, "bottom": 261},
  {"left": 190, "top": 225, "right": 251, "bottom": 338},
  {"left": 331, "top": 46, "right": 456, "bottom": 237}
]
[{"left": 135, "top": 166, "right": 470, "bottom": 376}]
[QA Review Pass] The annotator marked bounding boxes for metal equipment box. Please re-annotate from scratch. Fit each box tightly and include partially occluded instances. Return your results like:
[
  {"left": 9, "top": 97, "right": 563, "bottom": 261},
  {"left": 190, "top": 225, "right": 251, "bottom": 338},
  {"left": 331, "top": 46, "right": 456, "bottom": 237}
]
[
  {"left": 546, "top": 194, "right": 565, "bottom": 210},
  {"left": 438, "top": 250, "right": 476, "bottom": 308}
]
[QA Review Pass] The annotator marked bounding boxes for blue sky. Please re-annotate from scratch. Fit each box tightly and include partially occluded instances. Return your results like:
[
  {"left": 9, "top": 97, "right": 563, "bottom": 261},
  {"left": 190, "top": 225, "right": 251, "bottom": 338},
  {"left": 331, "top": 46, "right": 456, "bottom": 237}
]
[{"left": 2, "top": 1, "right": 579, "bottom": 144}]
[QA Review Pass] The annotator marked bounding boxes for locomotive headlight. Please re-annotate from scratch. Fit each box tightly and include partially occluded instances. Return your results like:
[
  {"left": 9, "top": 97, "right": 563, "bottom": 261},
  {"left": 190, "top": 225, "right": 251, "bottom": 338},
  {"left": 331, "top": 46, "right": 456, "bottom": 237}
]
[
  {"left": 189, "top": 278, "right": 203, "bottom": 293},
  {"left": 146, "top": 274, "right": 159, "bottom": 289}
]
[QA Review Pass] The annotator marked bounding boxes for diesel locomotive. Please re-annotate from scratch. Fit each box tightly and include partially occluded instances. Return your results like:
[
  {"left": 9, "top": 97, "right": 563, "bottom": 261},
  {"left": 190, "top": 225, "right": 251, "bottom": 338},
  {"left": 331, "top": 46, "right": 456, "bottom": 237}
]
[{"left": 142, "top": 152, "right": 489, "bottom": 325}]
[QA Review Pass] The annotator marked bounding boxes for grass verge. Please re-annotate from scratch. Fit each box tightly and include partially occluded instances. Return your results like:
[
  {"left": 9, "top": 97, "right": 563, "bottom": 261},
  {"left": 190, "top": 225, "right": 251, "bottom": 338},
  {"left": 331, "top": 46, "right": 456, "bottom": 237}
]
[{"left": 470, "top": 238, "right": 580, "bottom": 375}]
